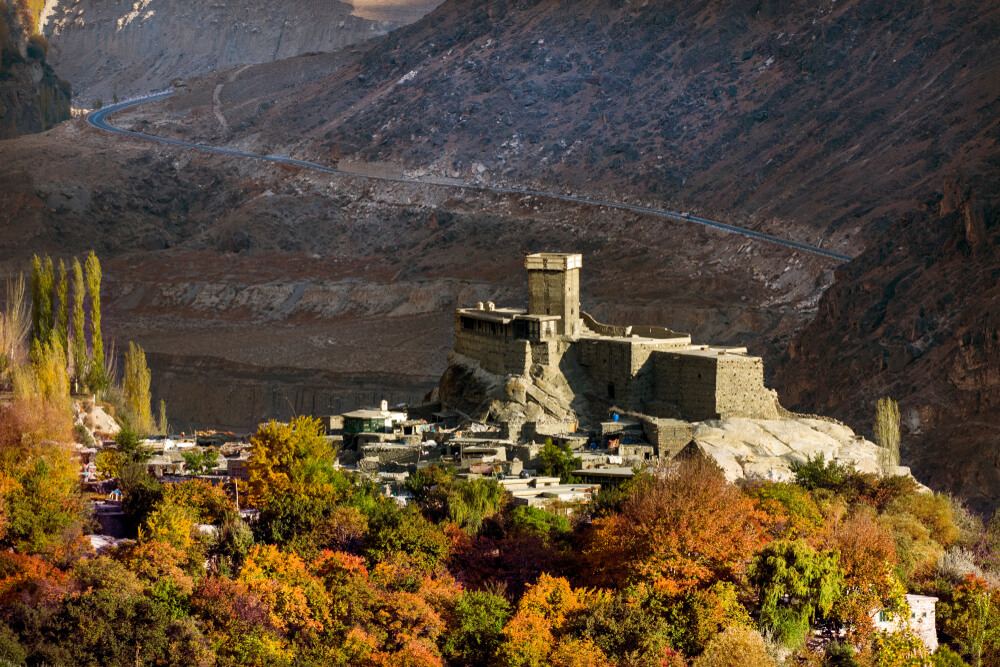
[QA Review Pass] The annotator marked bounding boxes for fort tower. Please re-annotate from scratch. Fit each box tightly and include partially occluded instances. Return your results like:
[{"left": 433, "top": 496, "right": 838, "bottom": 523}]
[{"left": 525, "top": 253, "right": 582, "bottom": 337}]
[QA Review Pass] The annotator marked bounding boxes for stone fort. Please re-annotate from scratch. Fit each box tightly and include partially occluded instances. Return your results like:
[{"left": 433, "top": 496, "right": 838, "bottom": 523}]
[{"left": 451, "top": 252, "right": 779, "bottom": 424}]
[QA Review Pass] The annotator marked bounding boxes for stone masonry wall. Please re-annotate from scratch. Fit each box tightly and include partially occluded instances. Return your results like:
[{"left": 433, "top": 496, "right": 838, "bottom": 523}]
[
  {"left": 528, "top": 269, "right": 581, "bottom": 336},
  {"left": 715, "top": 356, "right": 779, "bottom": 419},
  {"left": 576, "top": 338, "right": 675, "bottom": 413},
  {"left": 454, "top": 327, "right": 531, "bottom": 376},
  {"left": 653, "top": 352, "right": 721, "bottom": 421}
]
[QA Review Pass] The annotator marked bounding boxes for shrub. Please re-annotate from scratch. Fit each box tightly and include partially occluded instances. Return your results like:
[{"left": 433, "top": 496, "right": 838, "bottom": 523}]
[
  {"left": 931, "top": 645, "right": 970, "bottom": 667},
  {"left": 693, "top": 626, "right": 775, "bottom": 667}
]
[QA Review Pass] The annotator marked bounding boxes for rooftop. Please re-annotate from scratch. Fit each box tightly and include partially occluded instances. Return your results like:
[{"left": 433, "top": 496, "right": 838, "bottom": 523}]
[{"left": 524, "top": 252, "right": 582, "bottom": 271}]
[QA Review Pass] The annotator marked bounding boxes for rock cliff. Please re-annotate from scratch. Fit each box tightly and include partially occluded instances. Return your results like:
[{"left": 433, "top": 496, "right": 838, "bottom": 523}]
[
  {"left": 0, "top": 0, "right": 70, "bottom": 138},
  {"left": 775, "top": 162, "right": 1000, "bottom": 512},
  {"left": 41, "top": 0, "right": 443, "bottom": 105}
]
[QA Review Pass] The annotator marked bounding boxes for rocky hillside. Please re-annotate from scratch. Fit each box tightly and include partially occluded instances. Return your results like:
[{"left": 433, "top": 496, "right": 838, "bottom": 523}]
[
  {"left": 0, "top": 0, "right": 70, "bottom": 138},
  {"left": 775, "top": 161, "right": 1000, "bottom": 512},
  {"left": 193, "top": 0, "right": 1000, "bottom": 252},
  {"left": 41, "top": 0, "right": 444, "bottom": 105}
]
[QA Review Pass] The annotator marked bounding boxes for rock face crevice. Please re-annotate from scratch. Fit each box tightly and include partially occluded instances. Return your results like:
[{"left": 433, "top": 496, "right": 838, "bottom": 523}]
[{"left": 0, "top": 2, "right": 70, "bottom": 138}]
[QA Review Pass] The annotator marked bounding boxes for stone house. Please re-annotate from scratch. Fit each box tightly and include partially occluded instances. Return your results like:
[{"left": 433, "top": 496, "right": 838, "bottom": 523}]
[{"left": 872, "top": 594, "right": 938, "bottom": 652}]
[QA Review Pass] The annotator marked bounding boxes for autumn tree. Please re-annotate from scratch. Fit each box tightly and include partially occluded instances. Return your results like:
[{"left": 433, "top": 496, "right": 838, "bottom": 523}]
[
  {"left": 70, "top": 257, "right": 85, "bottom": 383},
  {"left": 0, "top": 273, "right": 30, "bottom": 382},
  {"left": 941, "top": 575, "right": 1000, "bottom": 667},
  {"left": 581, "top": 457, "right": 766, "bottom": 594},
  {"left": 825, "top": 509, "right": 903, "bottom": 632},
  {"left": 84, "top": 251, "right": 105, "bottom": 390},
  {"left": 497, "top": 574, "right": 587, "bottom": 667},
  {"left": 122, "top": 341, "right": 154, "bottom": 433},
  {"left": 54, "top": 259, "right": 67, "bottom": 357},
  {"left": 692, "top": 626, "right": 775, "bottom": 667},
  {"left": 246, "top": 416, "right": 345, "bottom": 507}
]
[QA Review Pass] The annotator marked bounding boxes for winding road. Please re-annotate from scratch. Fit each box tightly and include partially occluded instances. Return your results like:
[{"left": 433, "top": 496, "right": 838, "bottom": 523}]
[{"left": 89, "top": 92, "right": 854, "bottom": 263}]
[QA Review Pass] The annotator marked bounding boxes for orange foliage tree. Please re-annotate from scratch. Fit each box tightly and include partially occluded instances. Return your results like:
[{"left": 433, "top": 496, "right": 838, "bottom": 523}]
[
  {"left": 581, "top": 457, "right": 767, "bottom": 594},
  {"left": 824, "top": 508, "right": 902, "bottom": 632}
]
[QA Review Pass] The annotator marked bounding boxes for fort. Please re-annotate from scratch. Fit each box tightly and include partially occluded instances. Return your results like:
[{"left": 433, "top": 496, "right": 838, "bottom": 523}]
[{"left": 449, "top": 252, "right": 780, "bottom": 429}]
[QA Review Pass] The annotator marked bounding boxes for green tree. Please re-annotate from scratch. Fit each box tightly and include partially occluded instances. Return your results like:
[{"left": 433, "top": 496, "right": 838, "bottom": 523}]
[
  {"left": 748, "top": 540, "right": 843, "bottom": 649},
  {"left": 182, "top": 449, "right": 219, "bottom": 476},
  {"left": 447, "top": 477, "right": 506, "bottom": 534},
  {"left": 123, "top": 341, "right": 154, "bottom": 433},
  {"left": 29, "top": 254, "right": 54, "bottom": 344},
  {"left": 442, "top": 590, "right": 512, "bottom": 665},
  {"left": 70, "top": 257, "right": 86, "bottom": 384},
  {"left": 874, "top": 396, "right": 901, "bottom": 473},
  {"left": 54, "top": 259, "right": 68, "bottom": 357},
  {"left": 539, "top": 438, "right": 581, "bottom": 482},
  {"left": 84, "top": 251, "right": 106, "bottom": 391}
]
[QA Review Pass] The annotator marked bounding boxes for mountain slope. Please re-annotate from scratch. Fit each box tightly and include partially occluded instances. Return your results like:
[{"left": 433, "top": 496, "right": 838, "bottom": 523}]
[
  {"left": 776, "top": 161, "right": 1000, "bottom": 511},
  {"left": 205, "top": 0, "right": 1000, "bottom": 253},
  {"left": 0, "top": 0, "right": 70, "bottom": 138},
  {"left": 41, "top": 0, "right": 444, "bottom": 105}
]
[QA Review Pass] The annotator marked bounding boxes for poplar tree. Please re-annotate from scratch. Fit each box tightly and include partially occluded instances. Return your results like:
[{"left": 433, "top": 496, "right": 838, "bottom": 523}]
[
  {"left": 84, "top": 251, "right": 104, "bottom": 389},
  {"left": 30, "top": 254, "right": 42, "bottom": 340},
  {"left": 55, "top": 258, "right": 68, "bottom": 357},
  {"left": 874, "top": 396, "right": 901, "bottom": 474},
  {"left": 123, "top": 341, "right": 154, "bottom": 433},
  {"left": 29, "top": 254, "right": 54, "bottom": 344},
  {"left": 41, "top": 255, "right": 54, "bottom": 335},
  {"left": 71, "top": 257, "right": 86, "bottom": 382}
]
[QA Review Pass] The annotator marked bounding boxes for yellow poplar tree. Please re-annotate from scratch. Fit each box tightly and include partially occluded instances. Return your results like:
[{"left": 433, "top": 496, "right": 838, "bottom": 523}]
[{"left": 123, "top": 341, "right": 154, "bottom": 433}]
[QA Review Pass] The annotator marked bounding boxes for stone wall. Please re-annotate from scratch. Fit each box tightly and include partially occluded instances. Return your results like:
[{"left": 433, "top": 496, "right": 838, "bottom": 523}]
[
  {"left": 580, "top": 311, "right": 627, "bottom": 337},
  {"left": 652, "top": 352, "right": 721, "bottom": 420},
  {"left": 528, "top": 268, "right": 581, "bottom": 336},
  {"left": 454, "top": 326, "right": 531, "bottom": 376},
  {"left": 715, "top": 356, "right": 779, "bottom": 419},
  {"left": 638, "top": 417, "right": 694, "bottom": 458}
]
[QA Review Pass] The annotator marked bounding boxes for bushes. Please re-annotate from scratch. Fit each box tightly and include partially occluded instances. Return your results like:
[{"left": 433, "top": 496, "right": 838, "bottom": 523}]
[{"left": 692, "top": 626, "right": 775, "bottom": 667}]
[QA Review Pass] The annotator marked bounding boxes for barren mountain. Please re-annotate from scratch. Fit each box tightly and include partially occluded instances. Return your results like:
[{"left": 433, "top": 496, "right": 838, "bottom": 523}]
[
  {"left": 143, "top": 0, "right": 1000, "bottom": 255},
  {"left": 41, "top": 0, "right": 444, "bottom": 105}
]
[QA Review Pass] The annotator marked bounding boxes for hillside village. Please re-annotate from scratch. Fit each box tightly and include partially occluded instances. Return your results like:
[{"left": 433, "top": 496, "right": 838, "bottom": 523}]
[
  {"left": 65, "top": 253, "right": 946, "bottom": 656},
  {"left": 79, "top": 253, "right": 906, "bottom": 515}
]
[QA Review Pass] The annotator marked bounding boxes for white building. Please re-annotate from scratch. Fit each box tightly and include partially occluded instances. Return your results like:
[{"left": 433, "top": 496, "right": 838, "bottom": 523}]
[{"left": 872, "top": 594, "right": 938, "bottom": 652}]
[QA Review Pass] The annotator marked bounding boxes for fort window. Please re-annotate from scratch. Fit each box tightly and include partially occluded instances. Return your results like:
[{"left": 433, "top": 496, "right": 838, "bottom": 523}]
[{"left": 608, "top": 383, "right": 616, "bottom": 399}]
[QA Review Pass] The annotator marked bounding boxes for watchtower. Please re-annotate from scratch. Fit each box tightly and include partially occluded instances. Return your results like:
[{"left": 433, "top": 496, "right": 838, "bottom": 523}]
[{"left": 525, "top": 253, "right": 582, "bottom": 337}]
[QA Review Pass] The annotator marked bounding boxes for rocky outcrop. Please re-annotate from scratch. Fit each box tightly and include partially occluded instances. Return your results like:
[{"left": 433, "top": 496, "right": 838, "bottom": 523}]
[
  {"left": 440, "top": 352, "right": 901, "bottom": 485},
  {"left": 0, "top": 0, "right": 70, "bottom": 138},
  {"left": 775, "top": 164, "right": 1000, "bottom": 511},
  {"left": 42, "top": 0, "right": 444, "bottom": 104},
  {"left": 690, "top": 417, "right": 889, "bottom": 483}
]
